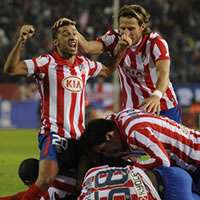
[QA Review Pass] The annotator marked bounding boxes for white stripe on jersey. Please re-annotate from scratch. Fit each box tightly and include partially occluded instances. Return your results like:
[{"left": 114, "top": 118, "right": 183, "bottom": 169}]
[
  {"left": 49, "top": 57, "right": 58, "bottom": 133},
  {"left": 25, "top": 59, "right": 35, "bottom": 75}
]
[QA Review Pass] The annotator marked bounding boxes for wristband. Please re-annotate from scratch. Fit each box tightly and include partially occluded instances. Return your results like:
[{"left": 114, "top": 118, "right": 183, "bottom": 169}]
[{"left": 152, "top": 90, "right": 162, "bottom": 99}]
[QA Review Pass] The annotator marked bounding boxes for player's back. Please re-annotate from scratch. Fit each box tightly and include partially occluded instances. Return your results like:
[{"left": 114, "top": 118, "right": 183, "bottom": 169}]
[{"left": 78, "top": 165, "right": 161, "bottom": 200}]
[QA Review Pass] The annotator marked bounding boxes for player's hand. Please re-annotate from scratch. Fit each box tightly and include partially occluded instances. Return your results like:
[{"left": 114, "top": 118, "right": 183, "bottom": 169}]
[
  {"left": 52, "top": 17, "right": 75, "bottom": 29},
  {"left": 19, "top": 25, "right": 35, "bottom": 42},
  {"left": 114, "top": 33, "right": 132, "bottom": 55},
  {"left": 139, "top": 95, "right": 161, "bottom": 114},
  {"left": 119, "top": 34, "right": 132, "bottom": 50}
]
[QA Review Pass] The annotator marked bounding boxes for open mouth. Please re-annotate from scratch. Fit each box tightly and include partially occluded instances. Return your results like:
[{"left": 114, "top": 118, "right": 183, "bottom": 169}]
[{"left": 68, "top": 40, "right": 77, "bottom": 49}]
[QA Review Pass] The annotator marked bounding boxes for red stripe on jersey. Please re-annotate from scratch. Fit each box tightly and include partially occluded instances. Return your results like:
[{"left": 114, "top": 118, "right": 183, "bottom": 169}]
[
  {"left": 69, "top": 68, "right": 77, "bottom": 139},
  {"left": 160, "top": 98, "right": 168, "bottom": 110},
  {"left": 129, "top": 51, "right": 149, "bottom": 99},
  {"left": 164, "top": 143, "right": 200, "bottom": 166},
  {"left": 78, "top": 74, "right": 86, "bottom": 134},
  {"left": 143, "top": 63, "right": 154, "bottom": 92},
  {"left": 56, "top": 65, "right": 65, "bottom": 137},
  {"left": 153, "top": 37, "right": 169, "bottom": 60},
  {"left": 165, "top": 88, "right": 177, "bottom": 107}
]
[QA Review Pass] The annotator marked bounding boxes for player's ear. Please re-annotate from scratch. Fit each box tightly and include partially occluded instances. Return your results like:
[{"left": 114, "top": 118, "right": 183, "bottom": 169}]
[
  {"left": 105, "top": 131, "right": 115, "bottom": 141},
  {"left": 53, "top": 39, "right": 58, "bottom": 47},
  {"left": 141, "top": 23, "right": 146, "bottom": 31}
]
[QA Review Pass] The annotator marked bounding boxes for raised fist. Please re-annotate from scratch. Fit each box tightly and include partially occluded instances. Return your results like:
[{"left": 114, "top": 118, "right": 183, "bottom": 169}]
[{"left": 19, "top": 25, "right": 35, "bottom": 42}]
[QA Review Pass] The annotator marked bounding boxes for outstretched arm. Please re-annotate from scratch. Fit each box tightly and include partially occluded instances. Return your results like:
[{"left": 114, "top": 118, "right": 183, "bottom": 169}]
[
  {"left": 77, "top": 32, "right": 104, "bottom": 55},
  {"left": 4, "top": 25, "right": 35, "bottom": 75}
]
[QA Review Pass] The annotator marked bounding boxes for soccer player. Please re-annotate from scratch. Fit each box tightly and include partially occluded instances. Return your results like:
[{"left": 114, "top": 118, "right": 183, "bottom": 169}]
[
  {"left": 0, "top": 158, "right": 77, "bottom": 200},
  {"left": 80, "top": 108, "right": 200, "bottom": 189},
  {"left": 3, "top": 18, "right": 123, "bottom": 200},
  {"left": 55, "top": 4, "right": 181, "bottom": 122},
  {"left": 78, "top": 165, "right": 200, "bottom": 200}
]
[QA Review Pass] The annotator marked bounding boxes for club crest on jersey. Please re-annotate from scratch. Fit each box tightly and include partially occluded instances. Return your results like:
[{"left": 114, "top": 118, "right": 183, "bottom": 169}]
[{"left": 62, "top": 76, "right": 83, "bottom": 92}]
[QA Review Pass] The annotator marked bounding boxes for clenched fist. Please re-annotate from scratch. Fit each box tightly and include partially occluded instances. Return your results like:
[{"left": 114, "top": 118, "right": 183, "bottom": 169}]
[{"left": 19, "top": 25, "right": 35, "bottom": 42}]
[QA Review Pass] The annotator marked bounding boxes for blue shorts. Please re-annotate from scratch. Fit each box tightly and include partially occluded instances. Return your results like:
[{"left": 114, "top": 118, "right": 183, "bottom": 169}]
[
  {"left": 160, "top": 105, "right": 182, "bottom": 123},
  {"left": 154, "top": 166, "right": 200, "bottom": 200},
  {"left": 38, "top": 132, "right": 79, "bottom": 169}
]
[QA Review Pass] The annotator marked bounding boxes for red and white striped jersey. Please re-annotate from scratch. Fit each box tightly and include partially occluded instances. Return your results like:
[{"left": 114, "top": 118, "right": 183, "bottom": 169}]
[
  {"left": 78, "top": 165, "right": 161, "bottom": 200},
  {"left": 109, "top": 108, "right": 200, "bottom": 172},
  {"left": 24, "top": 51, "right": 102, "bottom": 139},
  {"left": 98, "top": 30, "right": 178, "bottom": 111}
]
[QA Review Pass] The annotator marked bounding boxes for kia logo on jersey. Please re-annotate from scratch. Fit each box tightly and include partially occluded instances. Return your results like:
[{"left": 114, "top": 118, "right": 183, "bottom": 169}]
[{"left": 62, "top": 76, "right": 83, "bottom": 92}]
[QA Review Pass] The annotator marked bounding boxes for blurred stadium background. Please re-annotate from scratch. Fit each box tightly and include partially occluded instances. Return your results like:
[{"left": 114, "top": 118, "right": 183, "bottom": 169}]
[{"left": 0, "top": 0, "right": 200, "bottom": 195}]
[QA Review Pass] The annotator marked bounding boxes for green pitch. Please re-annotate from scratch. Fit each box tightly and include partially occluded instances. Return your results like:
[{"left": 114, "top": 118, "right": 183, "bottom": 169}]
[{"left": 0, "top": 129, "right": 39, "bottom": 196}]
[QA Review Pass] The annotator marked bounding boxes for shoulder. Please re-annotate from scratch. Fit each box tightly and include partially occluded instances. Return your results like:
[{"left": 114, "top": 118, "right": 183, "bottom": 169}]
[
  {"left": 149, "top": 32, "right": 168, "bottom": 43},
  {"left": 99, "top": 29, "right": 120, "bottom": 43},
  {"left": 34, "top": 53, "right": 53, "bottom": 67}
]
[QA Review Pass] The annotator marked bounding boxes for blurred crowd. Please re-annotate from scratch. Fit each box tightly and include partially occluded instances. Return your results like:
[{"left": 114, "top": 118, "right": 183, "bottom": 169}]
[{"left": 0, "top": 0, "right": 200, "bottom": 84}]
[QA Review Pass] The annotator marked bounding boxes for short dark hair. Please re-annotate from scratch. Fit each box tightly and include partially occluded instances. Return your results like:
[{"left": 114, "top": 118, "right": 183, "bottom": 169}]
[
  {"left": 118, "top": 4, "right": 151, "bottom": 34},
  {"left": 51, "top": 18, "right": 76, "bottom": 40},
  {"left": 18, "top": 158, "right": 39, "bottom": 185},
  {"left": 80, "top": 119, "right": 117, "bottom": 153}
]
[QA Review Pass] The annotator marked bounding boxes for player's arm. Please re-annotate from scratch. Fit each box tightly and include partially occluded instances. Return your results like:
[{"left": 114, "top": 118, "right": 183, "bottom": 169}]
[
  {"left": 140, "top": 59, "right": 170, "bottom": 113},
  {"left": 98, "top": 50, "right": 126, "bottom": 77},
  {"left": 129, "top": 128, "right": 171, "bottom": 169},
  {"left": 4, "top": 25, "right": 35, "bottom": 75},
  {"left": 77, "top": 32, "right": 104, "bottom": 55}
]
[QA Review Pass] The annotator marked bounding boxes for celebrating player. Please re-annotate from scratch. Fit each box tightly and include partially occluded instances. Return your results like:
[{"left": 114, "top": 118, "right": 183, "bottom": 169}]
[{"left": 3, "top": 18, "right": 123, "bottom": 200}]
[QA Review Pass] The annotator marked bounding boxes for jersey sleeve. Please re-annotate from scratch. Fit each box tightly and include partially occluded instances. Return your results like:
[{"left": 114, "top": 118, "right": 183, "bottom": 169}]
[
  {"left": 85, "top": 58, "right": 103, "bottom": 78},
  {"left": 97, "top": 30, "right": 119, "bottom": 55},
  {"left": 128, "top": 127, "right": 171, "bottom": 169},
  {"left": 151, "top": 36, "right": 170, "bottom": 62},
  {"left": 24, "top": 55, "right": 51, "bottom": 76}
]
